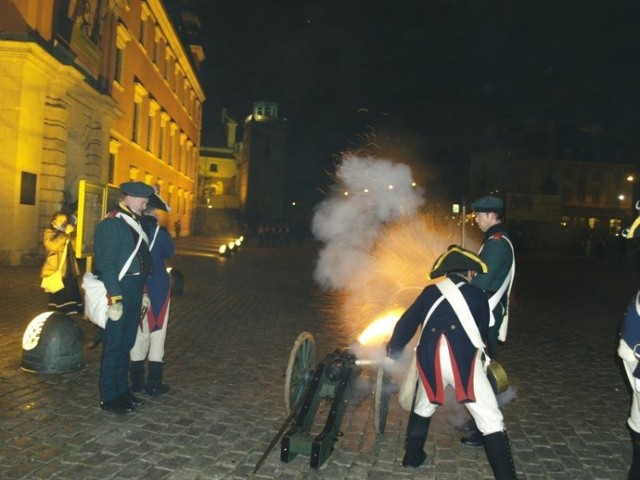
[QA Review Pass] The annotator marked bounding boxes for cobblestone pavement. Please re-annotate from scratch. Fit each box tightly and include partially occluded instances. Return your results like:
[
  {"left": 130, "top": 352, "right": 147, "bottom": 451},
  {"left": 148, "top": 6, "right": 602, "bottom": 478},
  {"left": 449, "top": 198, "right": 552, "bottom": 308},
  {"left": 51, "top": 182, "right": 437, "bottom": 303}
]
[{"left": 0, "top": 235, "right": 638, "bottom": 479}]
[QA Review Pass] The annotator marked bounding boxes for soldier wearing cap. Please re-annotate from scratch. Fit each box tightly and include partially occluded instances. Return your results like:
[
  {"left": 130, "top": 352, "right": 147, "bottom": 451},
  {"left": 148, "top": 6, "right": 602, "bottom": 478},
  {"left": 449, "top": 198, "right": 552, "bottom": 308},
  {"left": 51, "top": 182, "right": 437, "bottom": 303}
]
[
  {"left": 386, "top": 246, "right": 518, "bottom": 478},
  {"left": 461, "top": 195, "right": 516, "bottom": 448},
  {"left": 469, "top": 195, "right": 515, "bottom": 357},
  {"left": 94, "top": 181, "right": 154, "bottom": 414},
  {"left": 618, "top": 214, "right": 640, "bottom": 478}
]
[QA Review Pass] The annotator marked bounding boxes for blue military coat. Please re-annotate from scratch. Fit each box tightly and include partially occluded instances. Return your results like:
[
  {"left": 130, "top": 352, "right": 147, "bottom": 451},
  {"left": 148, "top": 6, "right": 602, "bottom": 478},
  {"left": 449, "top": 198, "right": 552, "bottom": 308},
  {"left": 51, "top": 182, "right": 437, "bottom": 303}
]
[{"left": 387, "top": 273, "right": 490, "bottom": 404}]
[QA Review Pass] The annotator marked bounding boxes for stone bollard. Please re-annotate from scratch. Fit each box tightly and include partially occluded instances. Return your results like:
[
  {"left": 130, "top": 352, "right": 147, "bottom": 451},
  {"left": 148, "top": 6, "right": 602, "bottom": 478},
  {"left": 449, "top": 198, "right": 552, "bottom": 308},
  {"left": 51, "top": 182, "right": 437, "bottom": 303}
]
[{"left": 21, "top": 312, "right": 85, "bottom": 373}]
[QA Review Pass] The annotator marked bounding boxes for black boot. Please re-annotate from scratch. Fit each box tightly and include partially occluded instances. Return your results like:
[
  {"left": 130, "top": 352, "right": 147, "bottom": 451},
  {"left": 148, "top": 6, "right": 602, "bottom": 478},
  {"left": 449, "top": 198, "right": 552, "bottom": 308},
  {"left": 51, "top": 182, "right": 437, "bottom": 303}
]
[
  {"left": 629, "top": 426, "right": 640, "bottom": 480},
  {"left": 129, "top": 361, "right": 145, "bottom": 394},
  {"left": 145, "top": 361, "right": 170, "bottom": 397},
  {"left": 402, "top": 412, "right": 431, "bottom": 468},
  {"left": 483, "top": 431, "right": 518, "bottom": 480}
]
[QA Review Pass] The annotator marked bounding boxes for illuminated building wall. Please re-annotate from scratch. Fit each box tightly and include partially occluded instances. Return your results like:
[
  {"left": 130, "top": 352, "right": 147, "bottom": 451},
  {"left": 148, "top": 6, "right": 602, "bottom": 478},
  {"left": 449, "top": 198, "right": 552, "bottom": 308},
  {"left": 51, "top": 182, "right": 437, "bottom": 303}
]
[
  {"left": 198, "top": 147, "right": 241, "bottom": 209},
  {"left": 0, "top": 0, "right": 124, "bottom": 265},
  {"left": 239, "top": 101, "right": 288, "bottom": 221},
  {"left": 0, "top": 0, "right": 204, "bottom": 264},
  {"left": 111, "top": 0, "right": 205, "bottom": 238},
  {"left": 469, "top": 146, "right": 637, "bottom": 232}
]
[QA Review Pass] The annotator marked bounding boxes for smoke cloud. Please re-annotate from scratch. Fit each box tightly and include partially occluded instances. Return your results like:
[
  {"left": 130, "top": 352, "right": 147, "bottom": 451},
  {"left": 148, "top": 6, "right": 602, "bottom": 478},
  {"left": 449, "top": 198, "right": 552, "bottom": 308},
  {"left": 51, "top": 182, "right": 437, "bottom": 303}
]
[
  {"left": 312, "top": 153, "right": 475, "bottom": 342},
  {"left": 312, "top": 154, "right": 425, "bottom": 290}
]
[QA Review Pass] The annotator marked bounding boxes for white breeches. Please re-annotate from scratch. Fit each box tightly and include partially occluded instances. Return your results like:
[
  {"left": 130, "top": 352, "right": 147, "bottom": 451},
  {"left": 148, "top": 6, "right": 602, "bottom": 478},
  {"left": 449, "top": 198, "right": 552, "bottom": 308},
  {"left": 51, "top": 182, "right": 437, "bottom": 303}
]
[
  {"left": 620, "top": 341, "right": 640, "bottom": 433},
  {"left": 414, "top": 336, "right": 504, "bottom": 435},
  {"left": 130, "top": 302, "right": 170, "bottom": 362}
]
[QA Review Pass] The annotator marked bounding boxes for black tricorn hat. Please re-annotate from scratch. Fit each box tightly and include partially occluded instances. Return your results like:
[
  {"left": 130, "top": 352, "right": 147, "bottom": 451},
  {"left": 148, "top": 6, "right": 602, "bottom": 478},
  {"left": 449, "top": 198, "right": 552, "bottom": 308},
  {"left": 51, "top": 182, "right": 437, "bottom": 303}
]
[
  {"left": 147, "top": 192, "right": 171, "bottom": 212},
  {"left": 429, "top": 245, "right": 488, "bottom": 280}
]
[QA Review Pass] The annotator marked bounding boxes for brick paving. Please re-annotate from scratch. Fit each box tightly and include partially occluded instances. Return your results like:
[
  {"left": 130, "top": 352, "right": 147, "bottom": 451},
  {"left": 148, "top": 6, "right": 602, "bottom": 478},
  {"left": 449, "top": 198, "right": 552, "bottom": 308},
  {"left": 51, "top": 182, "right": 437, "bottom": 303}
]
[{"left": 0, "top": 235, "right": 638, "bottom": 479}]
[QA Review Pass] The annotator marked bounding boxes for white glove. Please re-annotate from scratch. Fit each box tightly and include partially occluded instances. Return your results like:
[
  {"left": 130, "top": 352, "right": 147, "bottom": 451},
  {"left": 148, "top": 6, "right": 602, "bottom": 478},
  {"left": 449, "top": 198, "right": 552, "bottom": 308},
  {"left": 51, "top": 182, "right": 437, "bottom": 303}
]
[
  {"left": 142, "top": 293, "right": 151, "bottom": 310},
  {"left": 107, "top": 302, "right": 123, "bottom": 321}
]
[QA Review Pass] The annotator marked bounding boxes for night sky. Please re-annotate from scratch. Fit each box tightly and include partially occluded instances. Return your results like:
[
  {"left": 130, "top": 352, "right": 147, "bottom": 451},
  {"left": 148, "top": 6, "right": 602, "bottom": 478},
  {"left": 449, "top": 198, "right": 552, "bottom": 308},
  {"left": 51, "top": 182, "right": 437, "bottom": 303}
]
[{"left": 190, "top": 0, "right": 640, "bottom": 199}]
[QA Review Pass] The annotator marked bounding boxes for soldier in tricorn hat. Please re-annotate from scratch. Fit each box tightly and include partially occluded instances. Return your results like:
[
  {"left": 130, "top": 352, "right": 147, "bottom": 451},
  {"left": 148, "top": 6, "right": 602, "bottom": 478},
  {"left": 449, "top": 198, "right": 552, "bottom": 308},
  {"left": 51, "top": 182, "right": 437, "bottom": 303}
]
[
  {"left": 618, "top": 211, "right": 640, "bottom": 479},
  {"left": 386, "top": 246, "right": 518, "bottom": 479},
  {"left": 129, "top": 191, "right": 175, "bottom": 398}
]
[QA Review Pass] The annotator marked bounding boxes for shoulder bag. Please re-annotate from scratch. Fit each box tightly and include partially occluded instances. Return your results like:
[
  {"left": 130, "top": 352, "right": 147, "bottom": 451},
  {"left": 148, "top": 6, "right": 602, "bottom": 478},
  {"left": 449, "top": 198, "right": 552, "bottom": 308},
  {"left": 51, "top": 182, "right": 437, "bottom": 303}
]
[
  {"left": 83, "top": 216, "right": 144, "bottom": 328},
  {"left": 41, "top": 241, "right": 68, "bottom": 294}
]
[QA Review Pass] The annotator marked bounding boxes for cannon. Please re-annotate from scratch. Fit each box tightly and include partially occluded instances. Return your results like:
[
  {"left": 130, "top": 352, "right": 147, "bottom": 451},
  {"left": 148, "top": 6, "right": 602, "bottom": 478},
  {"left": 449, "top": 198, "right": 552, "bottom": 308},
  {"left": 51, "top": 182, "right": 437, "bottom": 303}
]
[{"left": 254, "top": 332, "right": 390, "bottom": 472}]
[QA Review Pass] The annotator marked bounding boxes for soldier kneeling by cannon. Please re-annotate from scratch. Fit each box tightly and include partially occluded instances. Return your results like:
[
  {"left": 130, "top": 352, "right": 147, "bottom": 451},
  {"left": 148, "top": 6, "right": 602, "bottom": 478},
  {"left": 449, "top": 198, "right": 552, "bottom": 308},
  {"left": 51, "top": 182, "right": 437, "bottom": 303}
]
[{"left": 386, "top": 245, "right": 518, "bottom": 479}]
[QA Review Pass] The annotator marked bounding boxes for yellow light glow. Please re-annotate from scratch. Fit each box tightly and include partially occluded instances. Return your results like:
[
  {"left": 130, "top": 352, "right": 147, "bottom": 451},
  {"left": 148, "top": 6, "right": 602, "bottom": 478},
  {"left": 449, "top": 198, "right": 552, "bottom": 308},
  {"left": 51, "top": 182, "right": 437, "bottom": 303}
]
[
  {"left": 357, "top": 309, "right": 404, "bottom": 346},
  {"left": 628, "top": 176, "right": 635, "bottom": 182},
  {"left": 388, "top": 185, "right": 394, "bottom": 190},
  {"left": 22, "top": 312, "right": 54, "bottom": 350},
  {"left": 344, "top": 191, "right": 349, "bottom": 196},
  {"left": 619, "top": 194, "right": 626, "bottom": 201},
  {"left": 219, "top": 245, "right": 227, "bottom": 254}
]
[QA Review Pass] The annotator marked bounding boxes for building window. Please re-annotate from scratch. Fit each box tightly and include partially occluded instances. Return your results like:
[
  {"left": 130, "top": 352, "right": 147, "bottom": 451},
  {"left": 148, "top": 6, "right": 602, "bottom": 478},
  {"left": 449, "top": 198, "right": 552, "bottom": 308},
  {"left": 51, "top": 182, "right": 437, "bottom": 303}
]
[
  {"left": 109, "top": 139, "right": 120, "bottom": 184},
  {"left": 139, "top": 17, "right": 147, "bottom": 46},
  {"left": 108, "top": 152, "right": 116, "bottom": 183},
  {"left": 164, "top": 54, "right": 172, "bottom": 81},
  {"left": 114, "top": 47, "right": 124, "bottom": 84},
  {"left": 133, "top": 82, "right": 148, "bottom": 145},
  {"left": 159, "top": 123, "right": 166, "bottom": 160},
  {"left": 132, "top": 101, "right": 142, "bottom": 143},
  {"left": 168, "top": 128, "right": 175, "bottom": 166},
  {"left": 115, "top": 22, "right": 132, "bottom": 85},
  {"left": 158, "top": 112, "right": 169, "bottom": 161},
  {"left": 147, "top": 100, "right": 159, "bottom": 154},
  {"left": 153, "top": 33, "right": 162, "bottom": 65},
  {"left": 139, "top": 2, "right": 151, "bottom": 48},
  {"left": 147, "top": 113, "right": 155, "bottom": 153},
  {"left": 20, "top": 171, "right": 36, "bottom": 205},
  {"left": 209, "top": 163, "right": 218, "bottom": 173}
]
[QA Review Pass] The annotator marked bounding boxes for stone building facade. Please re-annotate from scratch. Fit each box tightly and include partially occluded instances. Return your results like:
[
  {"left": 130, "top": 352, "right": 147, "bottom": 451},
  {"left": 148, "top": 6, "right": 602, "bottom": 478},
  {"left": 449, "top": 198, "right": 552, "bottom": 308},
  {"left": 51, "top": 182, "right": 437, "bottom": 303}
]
[{"left": 0, "top": 0, "right": 204, "bottom": 264}]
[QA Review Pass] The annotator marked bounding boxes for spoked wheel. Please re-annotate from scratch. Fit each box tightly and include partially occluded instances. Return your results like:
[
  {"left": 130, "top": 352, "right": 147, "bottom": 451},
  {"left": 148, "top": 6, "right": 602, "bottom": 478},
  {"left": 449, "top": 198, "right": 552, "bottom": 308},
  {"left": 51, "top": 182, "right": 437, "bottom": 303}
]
[
  {"left": 284, "top": 332, "right": 317, "bottom": 415},
  {"left": 374, "top": 364, "right": 390, "bottom": 434}
]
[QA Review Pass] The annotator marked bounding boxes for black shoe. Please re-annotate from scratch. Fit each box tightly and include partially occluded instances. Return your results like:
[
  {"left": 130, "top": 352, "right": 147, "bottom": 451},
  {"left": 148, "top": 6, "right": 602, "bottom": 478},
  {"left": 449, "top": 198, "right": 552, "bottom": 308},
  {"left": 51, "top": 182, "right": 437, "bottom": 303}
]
[
  {"left": 144, "top": 383, "right": 170, "bottom": 398},
  {"left": 101, "top": 398, "right": 134, "bottom": 415},
  {"left": 455, "top": 418, "right": 477, "bottom": 433},
  {"left": 402, "top": 450, "right": 427, "bottom": 468},
  {"left": 461, "top": 429, "right": 484, "bottom": 447},
  {"left": 125, "top": 392, "right": 145, "bottom": 407}
]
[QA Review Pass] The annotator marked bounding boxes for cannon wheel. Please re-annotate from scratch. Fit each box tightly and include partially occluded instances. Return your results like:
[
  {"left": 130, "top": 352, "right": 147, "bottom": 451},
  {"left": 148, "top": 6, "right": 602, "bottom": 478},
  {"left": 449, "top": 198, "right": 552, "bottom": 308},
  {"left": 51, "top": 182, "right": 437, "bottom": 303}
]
[
  {"left": 284, "top": 332, "right": 317, "bottom": 415},
  {"left": 374, "top": 364, "right": 390, "bottom": 434}
]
